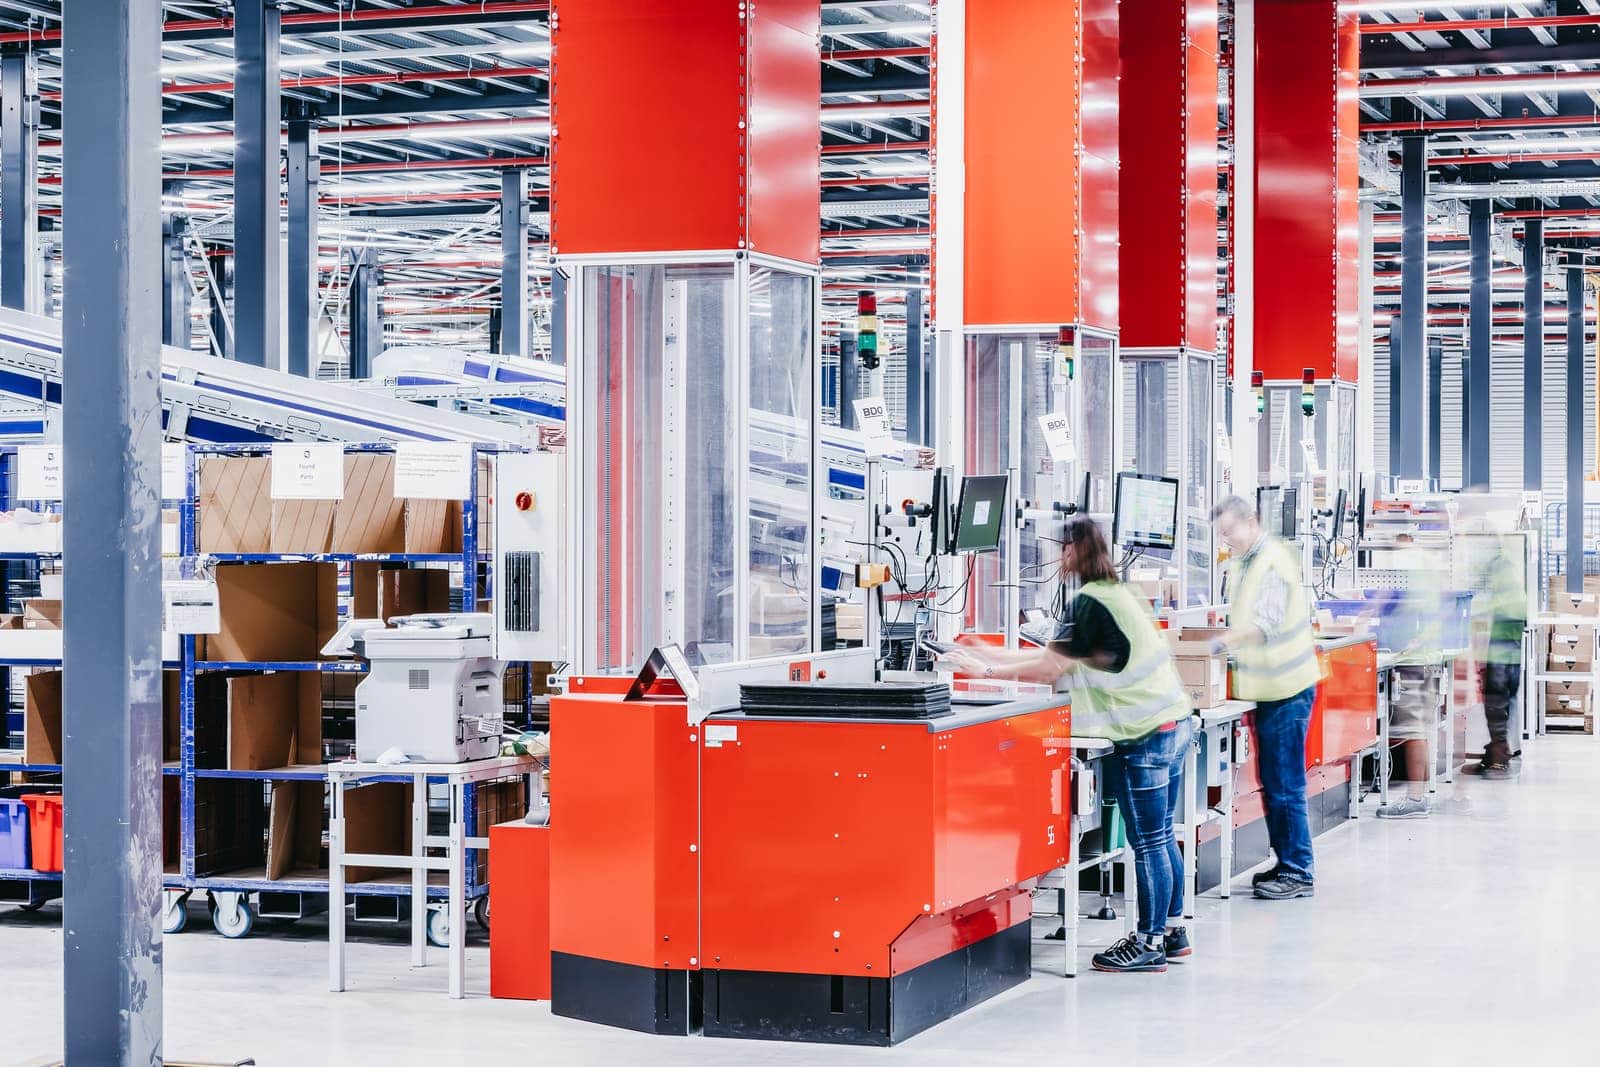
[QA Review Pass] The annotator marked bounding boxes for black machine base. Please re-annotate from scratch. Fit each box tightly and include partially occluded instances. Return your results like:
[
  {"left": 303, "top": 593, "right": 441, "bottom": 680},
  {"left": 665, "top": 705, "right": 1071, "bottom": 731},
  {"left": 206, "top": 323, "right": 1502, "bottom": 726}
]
[
  {"left": 702, "top": 921, "right": 1031, "bottom": 1046},
  {"left": 550, "top": 952, "right": 702, "bottom": 1036}
]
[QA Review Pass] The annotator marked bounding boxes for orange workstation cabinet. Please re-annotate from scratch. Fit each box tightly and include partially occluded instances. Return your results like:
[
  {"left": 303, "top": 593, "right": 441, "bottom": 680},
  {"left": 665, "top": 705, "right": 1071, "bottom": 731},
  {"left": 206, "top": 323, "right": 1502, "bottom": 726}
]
[{"left": 549, "top": 679, "right": 1071, "bottom": 1046}]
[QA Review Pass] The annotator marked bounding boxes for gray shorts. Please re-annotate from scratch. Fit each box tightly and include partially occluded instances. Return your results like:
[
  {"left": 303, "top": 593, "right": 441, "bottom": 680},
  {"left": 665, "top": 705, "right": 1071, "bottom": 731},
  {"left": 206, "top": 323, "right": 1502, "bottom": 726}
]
[{"left": 1388, "top": 665, "right": 1437, "bottom": 740}]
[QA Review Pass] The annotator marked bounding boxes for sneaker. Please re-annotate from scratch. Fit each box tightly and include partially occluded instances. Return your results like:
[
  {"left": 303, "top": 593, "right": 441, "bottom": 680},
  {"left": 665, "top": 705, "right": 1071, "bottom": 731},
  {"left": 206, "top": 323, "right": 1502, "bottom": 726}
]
[
  {"left": 1377, "top": 796, "right": 1430, "bottom": 820},
  {"left": 1251, "top": 865, "right": 1284, "bottom": 887},
  {"left": 1163, "top": 926, "right": 1192, "bottom": 959},
  {"left": 1253, "top": 877, "right": 1314, "bottom": 901},
  {"left": 1091, "top": 933, "right": 1168, "bottom": 973}
]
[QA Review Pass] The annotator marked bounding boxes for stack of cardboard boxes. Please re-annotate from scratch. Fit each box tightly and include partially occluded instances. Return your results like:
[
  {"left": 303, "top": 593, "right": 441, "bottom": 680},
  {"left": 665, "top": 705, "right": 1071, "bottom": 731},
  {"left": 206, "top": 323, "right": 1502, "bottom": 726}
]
[
  {"left": 1167, "top": 626, "right": 1229, "bottom": 709},
  {"left": 1544, "top": 577, "right": 1598, "bottom": 728}
]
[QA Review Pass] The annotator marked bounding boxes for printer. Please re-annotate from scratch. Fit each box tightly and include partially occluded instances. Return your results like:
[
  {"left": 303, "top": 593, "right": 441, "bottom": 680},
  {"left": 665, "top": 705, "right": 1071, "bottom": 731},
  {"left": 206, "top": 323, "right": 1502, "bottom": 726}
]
[{"left": 353, "top": 613, "right": 506, "bottom": 763}]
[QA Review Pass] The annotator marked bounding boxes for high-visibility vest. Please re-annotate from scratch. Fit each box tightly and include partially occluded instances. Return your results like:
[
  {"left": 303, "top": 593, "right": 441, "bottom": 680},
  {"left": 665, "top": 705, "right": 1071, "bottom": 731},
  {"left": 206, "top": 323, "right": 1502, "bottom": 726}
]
[
  {"left": 1473, "top": 539, "right": 1526, "bottom": 665},
  {"left": 1067, "top": 581, "right": 1191, "bottom": 743},
  {"left": 1228, "top": 536, "right": 1322, "bottom": 702},
  {"left": 1393, "top": 562, "right": 1448, "bottom": 666}
]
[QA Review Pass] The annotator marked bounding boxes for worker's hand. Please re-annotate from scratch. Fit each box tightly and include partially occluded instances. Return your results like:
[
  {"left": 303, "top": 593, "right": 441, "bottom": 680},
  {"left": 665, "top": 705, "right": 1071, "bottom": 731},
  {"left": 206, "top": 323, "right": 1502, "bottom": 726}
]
[
  {"left": 1208, "top": 636, "right": 1230, "bottom": 657},
  {"left": 937, "top": 649, "right": 987, "bottom": 676}
]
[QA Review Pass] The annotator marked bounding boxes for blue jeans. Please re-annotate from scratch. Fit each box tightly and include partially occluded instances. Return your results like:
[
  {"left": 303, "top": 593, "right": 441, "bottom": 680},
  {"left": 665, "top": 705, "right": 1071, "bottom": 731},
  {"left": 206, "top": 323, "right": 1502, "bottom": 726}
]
[
  {"left": 1105, "top": 717, "right": 1194, "bottom": 938},
  {"left": 1254, "top": 686, "right": 1316, "bottom": 882}
]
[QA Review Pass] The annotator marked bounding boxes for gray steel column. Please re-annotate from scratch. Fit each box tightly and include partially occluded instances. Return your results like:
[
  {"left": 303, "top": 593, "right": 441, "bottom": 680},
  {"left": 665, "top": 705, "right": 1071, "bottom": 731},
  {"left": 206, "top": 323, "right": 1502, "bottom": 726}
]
[
  {"left": 903, "top": 287, "right": 925, "bottom": 446},
  {"left": 161, "top": 220, "right": 189, "bottom": 348},
  {"left": 838, "top": 334, "right": 858, "bottom": 430},
  {"left": 285, "top": 117, "right": 318, "bottom": 376},
  {"left": 1, "top": 50, "right": 39, "bottom": 312},
  {"left": 549, "top": 269, "right": 567, "bottom": 364},
  {"left": 1524, "top": 219, "right": 1544, "bottom": 491},
  {"left": 232, "top": 0, "right": 280, "bottom": 367},
  {"left": 1388, "top": 313, "right": 1402, "bottom": 470},
  {"left": 1466, "top": 199, "right": 1492, "bottom": 488},
  {"left": 1567, "top": 263, "right": 1584, "bottom": 594},
  {"left": 500, "top": 168, "right": 528, "bottom": 359},
  {"left": 61, "top": 0, "right": 164, "bottom": 1061},
  {"left": 1428, "top": 335, "right": 1441, "bottom": 482},
  {"left": 348, "top": 250, "right": 382, "bottom": 379},
  {"left": 1395, "top": 134, "right": 1428, "bottom": 479}
]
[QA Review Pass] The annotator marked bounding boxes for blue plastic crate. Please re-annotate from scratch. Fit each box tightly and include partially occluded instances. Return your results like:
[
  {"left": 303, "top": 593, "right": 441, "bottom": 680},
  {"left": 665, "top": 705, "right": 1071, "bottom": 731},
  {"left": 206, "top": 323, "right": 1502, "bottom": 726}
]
[
  {"left": 1318, "top": 590, "right": 1473, "bottom": 653},
  {"left": 0, "top": 797, "right": 29, "bottom": 869}
]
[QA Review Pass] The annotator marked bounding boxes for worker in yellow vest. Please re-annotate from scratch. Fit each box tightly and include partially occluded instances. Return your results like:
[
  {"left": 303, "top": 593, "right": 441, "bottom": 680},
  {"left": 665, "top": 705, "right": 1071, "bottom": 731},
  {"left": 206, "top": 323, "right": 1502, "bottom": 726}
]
[
  {"left": 1210, "top": 495, "right": 1323, "bottom": 901},
  {"left": 941, "top": 517, "right": 1194, "bottom": 973}
]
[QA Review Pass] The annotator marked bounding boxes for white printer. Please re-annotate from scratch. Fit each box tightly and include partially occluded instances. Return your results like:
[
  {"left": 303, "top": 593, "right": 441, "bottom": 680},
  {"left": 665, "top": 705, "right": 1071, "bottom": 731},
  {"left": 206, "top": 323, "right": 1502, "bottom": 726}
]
[{"left": 353, "top": 613, "right": 506, "bottom": 763}]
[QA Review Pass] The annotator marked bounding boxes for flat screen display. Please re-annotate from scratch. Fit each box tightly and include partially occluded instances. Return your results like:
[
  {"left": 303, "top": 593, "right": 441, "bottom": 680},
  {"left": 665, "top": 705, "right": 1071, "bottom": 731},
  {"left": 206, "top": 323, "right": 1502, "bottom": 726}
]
[{"left": 1114, "top": 473, "right": 1179, "bottom": 550}]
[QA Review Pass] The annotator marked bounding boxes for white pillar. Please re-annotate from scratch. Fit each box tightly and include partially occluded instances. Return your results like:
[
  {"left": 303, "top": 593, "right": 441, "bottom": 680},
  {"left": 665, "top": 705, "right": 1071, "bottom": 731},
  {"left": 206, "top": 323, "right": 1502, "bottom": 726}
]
[{"left": 1229, "top": 0, "right": 1258, "bottom": 495}]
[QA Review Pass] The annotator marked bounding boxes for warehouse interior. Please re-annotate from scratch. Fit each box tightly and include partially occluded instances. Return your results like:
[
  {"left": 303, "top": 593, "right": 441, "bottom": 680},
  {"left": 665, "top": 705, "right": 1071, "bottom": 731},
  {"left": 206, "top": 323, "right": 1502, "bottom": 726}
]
[{"left": 2, "top": 1, "right": 1600, "bottom": 1064}]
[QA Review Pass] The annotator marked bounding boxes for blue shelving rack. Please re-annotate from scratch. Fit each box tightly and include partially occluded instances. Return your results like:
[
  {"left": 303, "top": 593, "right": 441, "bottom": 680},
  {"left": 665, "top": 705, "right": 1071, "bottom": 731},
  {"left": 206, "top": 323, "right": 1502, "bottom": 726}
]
[{"left": 2, "top": 441, "right": 537, "bottom": 939}]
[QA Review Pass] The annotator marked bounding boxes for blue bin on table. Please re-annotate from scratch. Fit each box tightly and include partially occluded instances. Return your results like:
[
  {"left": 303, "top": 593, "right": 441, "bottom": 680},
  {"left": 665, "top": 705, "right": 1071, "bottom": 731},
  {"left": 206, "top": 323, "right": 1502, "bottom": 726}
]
[
  {"left": 0, "top": 797, "right": 29, "bottom": 870},
  {"left": 1318, "top": 590, "right": 1474, "bottom": 653}
]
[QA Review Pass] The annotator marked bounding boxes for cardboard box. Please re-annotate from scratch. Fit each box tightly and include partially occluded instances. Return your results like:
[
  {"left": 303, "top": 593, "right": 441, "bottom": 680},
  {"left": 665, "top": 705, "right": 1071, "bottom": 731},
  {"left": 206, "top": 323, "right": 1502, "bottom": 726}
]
[
  {"left": 1547, "top": 589, "right": 1600, "bottom": 618},
  {"left": 1546, "top": 627, "right": 1595, "bottom": 670},
  {"left": 22, "top": 598, "right": 60, "bottom": 630},
  {"left": 0, "top": 614, "right": 22, "bottom": 630},
  {"left": 193, "top": 778, "right": 266, "bottom": 877},
  {"left": 351, "top": 563, "right": 452, "bottom": 623},
  {"left": 24, "top": 670, "right": 62, "bottom": 765},
  {"left": 1546, "top": 679, "right": 1591, "bottom": 715},
  {"left": 344, "top": 781, "right": 413, "bottom": 883},
  {"left": 266, "top": 780, "right": 327, "bottom": 881},
  {"left": 332, "top": 454, "right": 466, "bottom": 555},
  {"left": 201, "top": 562, "right": 339, "bottom": 663},
  {"left": 194, "top": 671, "right": 323, "bottom": 771},
  {"left": 198, "top": 455, "right": 273, "bottom": 554}
]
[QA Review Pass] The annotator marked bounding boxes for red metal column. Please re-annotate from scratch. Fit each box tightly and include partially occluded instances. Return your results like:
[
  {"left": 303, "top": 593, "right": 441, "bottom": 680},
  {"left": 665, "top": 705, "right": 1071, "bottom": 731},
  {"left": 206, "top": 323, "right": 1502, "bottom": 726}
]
[
  {"left": 963, "top": 0, "right": 1118, "bottom": 331},
  {"left": 1253, "top": 0, "right": 1360, "bottom": 382},
  {"left": 549, "top": 0, "right": 820, "bottom": 263},
  {"left": 1119, "top": 0, "right": 1219, "bottom": 353}
]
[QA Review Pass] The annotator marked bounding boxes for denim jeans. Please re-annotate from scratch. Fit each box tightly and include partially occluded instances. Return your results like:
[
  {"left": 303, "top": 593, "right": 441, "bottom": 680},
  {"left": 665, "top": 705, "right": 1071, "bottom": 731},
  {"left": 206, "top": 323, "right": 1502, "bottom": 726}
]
[
  {"left": 1105, "top": 717, "right": 1194, "bottom": 938},
  {"left": 1480, "top": 662, "right": 1520, "bottom": 747},
  {"left": 1254, "top": 686, "right": 1316, "bottom": 882}
]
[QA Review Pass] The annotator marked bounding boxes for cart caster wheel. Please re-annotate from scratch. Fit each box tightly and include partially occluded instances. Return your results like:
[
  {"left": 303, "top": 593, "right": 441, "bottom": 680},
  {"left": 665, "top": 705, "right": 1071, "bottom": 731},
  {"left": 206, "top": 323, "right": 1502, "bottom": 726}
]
[
  {"left": 1092, "top": 906, "right": 1118, "bottom": 921},
  {"left": 211, "top": 894, "right": 255, "bottom": 939},
  {"left": 162, "top": 891, "right": 191, "bottom": 934},
  {"left": 19, "top": 899, "right": 46, "bottom": 913},
  {"left": 426, "top": 906, "right": 450, "bottom": 949},
  {"left": 474, "top": 896, "right": 489, "bottom": 932}
]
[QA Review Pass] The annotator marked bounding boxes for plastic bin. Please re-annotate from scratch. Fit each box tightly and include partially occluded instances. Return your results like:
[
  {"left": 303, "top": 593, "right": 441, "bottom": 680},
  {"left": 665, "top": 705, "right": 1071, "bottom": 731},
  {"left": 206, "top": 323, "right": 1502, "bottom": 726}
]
[
  {"left": 0, "top": 797, "right": 29, "bottom": 869},
  {"left": 21, "top": 793, "right": 63, "bottom": 873}
]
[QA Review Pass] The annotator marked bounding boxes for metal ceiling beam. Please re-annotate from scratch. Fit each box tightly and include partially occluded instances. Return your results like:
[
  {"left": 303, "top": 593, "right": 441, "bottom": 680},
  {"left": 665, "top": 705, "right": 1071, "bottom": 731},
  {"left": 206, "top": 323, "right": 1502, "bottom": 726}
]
[
  {"left": 1363, "top": 41, "right": 1600, "bottom": 69},
  {"left": 1359, "top": 12, "right": 1600, "bottom": 35}
]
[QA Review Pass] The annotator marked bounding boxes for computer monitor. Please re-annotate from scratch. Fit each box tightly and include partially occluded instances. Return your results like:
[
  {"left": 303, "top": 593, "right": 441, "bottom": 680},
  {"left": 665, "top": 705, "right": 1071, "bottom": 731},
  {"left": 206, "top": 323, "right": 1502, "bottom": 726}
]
[
  {"left": 1332, "top": 487, "right": 1348, "bottom": 542},
  {"left": 1113, "top": 472, "right": 1179, "bottom": 551},
  {"left": 1281, "top": 487, "right": 1299, "bottom": 540},
  {"left": 1356, "top": 482, "right": 1368, "bottom": 541},
  {"left": 951, "top": 474, "right": 1009, "bottom": 553}
]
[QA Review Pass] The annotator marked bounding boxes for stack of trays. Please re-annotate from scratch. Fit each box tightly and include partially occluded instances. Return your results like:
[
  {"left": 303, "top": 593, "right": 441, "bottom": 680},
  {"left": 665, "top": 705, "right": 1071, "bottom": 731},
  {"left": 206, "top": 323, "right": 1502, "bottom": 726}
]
[{"left": 738, "top": 682, "right": 952, "bottom": 720}]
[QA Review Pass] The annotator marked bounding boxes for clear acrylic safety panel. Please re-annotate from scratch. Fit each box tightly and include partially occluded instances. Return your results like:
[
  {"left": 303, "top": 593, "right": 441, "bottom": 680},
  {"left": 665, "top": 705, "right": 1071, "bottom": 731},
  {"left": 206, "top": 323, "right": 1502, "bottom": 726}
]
[
  {"left": 1184, "top": 354, "right": 1215, "bottom": 606},
  {"left": 581, "top": 262, "right": 738, "bottom": 674},
  {"left": 964, "top": 334, "right": 1068, "bottom": 630},
  {"left": 746, "top": 265, "right": 814, "bottom": 657},
  {"left": 1078, "top": 333, "right": 1117, "bottom": 516}
]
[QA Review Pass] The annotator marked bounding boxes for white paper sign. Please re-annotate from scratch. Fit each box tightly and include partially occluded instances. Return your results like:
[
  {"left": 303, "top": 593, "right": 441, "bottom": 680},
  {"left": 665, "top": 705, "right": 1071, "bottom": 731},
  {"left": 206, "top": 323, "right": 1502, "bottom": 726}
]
[
  {"left": 270, "top": 442, "right": 345, "bottom": 500},
  {"left": 1301, "top": 439, "right": 1322, "bottom": 477},
  {"left": 161, "top": 443, "right": 187, "bottom": 500},
  {"left": 17, "top": 445, "right": 62, "bottom": 501},
  {"left": 1396, "top": 478, "right": 1427, "bottom": 497},
  {"left": 1038, "top": 414, "right": 1076, "bottom": 463},
  {"left": 393, "top": 442, "right": 472, "bottom": 500},
  {"left": 164, "top": 579, "right": 221, "bottom": 635},
  {"left": 1215, "top": 422, "right": 1233, "bottom": 468},
  {"left": 852, "top": 398, "right": 896, "bottom": 457}
]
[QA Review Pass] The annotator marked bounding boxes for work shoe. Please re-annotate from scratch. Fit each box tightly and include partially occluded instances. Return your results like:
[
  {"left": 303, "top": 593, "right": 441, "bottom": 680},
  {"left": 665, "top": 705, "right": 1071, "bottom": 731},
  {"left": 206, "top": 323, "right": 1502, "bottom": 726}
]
[
  {"left": 1376, "top": 796, "right": 1430, "bottom": 820},
  {"left": 1163, "top": 926, "right": 1192, "bottom": 959},
  {"left": 1091, "top": 934, "right": 1168, "bottom": 974},
  {"left": 1253, "top": 877, "right": 1314, "bottom": 901},
  {"left": 1251, "top": 865, "right": 1284, "bottom": 887}
]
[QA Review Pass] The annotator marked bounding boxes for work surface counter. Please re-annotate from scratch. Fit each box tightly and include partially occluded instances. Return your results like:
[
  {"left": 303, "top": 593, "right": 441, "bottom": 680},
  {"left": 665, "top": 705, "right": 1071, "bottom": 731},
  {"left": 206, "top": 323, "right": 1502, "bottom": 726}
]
[{"left": 709, "top": 688, "right": 1064, "bottom": 732}]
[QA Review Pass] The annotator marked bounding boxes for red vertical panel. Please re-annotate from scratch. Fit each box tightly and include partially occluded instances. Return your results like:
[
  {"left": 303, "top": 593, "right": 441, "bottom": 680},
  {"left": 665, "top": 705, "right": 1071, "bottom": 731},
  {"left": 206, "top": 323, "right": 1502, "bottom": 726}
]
[
  {"left": 1079, "top": 0, "right": 1121, "bottom": 332},
  {"left": 551, "top": 1, "right": 742, "bottom": 255},
  {"left": 747, "top": 0, "right": 821, "bottom": 264},
  {"left": 1333, "top": 10, "right": 1361, "bottom": 382},
  {"left": 965, "top": 0, "right": 1082, "bottom": 327},
  {"left": 1254, "top": 0, "right": 1341, "bottom": 380},
  {"left": 1184, "top": 3, "right": 1221, "bottom": 350},
  {"left": 1119, "top": 0, "right": 1188, "bottom": 349}
]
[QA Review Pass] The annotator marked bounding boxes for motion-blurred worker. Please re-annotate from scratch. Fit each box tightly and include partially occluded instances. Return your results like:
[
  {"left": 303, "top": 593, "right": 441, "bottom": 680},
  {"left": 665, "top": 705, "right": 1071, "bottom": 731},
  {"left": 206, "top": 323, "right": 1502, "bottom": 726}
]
[
  {"left": 1470, "top": 533, "right": 1527, "bottom": 778},
  {"left": 1376, "top": 533, "right": 1447, "bottom": 820},
  {"left": 1210, "top": 496, "right": 1321, "bottom": 901},
  {"left": 941, "top": 517, "right": 1193, "bottom": 973}
]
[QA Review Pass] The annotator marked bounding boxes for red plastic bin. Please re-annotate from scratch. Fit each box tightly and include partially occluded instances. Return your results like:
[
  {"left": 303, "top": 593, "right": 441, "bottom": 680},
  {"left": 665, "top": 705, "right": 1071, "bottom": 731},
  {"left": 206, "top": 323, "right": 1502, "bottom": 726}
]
[{"left": 21, "top": 794, "right": 63, "bottom": 873}]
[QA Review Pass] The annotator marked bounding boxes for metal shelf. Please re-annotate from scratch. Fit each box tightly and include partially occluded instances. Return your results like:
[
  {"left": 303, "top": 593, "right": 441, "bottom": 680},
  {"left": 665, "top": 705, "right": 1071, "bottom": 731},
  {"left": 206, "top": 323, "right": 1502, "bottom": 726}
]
[
  {"left": 0, "top": 867, "right": 61, "bottom": 882},
  {"left": 194, "top": 660, "right": 369, "bottom": 674}
]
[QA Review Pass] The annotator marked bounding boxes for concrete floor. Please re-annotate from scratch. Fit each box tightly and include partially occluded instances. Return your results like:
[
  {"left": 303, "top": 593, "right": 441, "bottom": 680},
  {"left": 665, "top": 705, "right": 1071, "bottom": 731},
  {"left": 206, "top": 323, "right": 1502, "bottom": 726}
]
[{"left": 4, "top": 739, "right": 1596, "bottom": 1067}]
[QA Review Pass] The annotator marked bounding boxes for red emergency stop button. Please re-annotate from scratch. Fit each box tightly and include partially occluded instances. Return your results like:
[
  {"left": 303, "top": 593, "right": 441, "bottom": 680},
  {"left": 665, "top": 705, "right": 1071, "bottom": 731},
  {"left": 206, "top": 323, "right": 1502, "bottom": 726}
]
[{"left": 515, "top": 491, "right": 534, "bottom": 512}]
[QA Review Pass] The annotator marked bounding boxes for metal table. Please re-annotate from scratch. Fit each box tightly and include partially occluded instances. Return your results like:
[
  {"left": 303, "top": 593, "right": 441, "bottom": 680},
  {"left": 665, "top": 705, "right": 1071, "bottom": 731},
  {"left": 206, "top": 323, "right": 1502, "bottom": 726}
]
[
  {"left": 327, "top": 755, "right": 537, "bottom": 998},
  {"left": 1037, "top": 735, "right": 1133, "bottom": 977},
  {"left": 1189, "top": 701, "right": 1251, "bottom": 903},
  {"left": 1373, "top": 648, "right": 1463, "bottom": 807}
]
